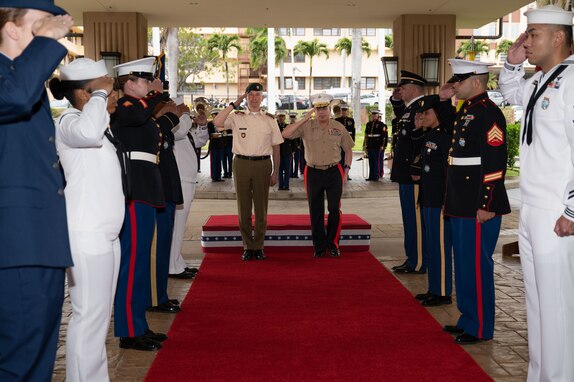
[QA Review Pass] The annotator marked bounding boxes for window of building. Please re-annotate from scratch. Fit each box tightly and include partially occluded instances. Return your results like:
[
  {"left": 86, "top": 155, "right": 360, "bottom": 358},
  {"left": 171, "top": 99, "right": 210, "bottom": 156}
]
[
  {"left": 313, "top": 28, "right": 340, "bottom": 36},
  {"left": 280, "top": 77, "right": 306, "bottom": 90},
  {"left": 286, "top": 50, "right": 305, "bottom": 63},
  {"left": 277, "top": 28, "right": 290, "bottom": 36},
  {"left": 292, "top": 28, "right": 305, "bottom": 36},
  {"left": 313, "top": 77, "right": 341, "bottom": 90},
  {"left": 361, "top": 77, "right": 376, "bottom": 90},
  {"left": 348, "top": 28, "right": 376, "bottom": 36}
]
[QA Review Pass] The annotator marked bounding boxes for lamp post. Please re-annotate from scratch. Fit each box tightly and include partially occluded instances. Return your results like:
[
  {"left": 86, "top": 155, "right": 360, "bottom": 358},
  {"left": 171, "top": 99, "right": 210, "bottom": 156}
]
[
  {"left": 421, "top": 53, "right": 441, "bottom": 86},
  {"left": 381, "top": 56, "right": 399, "bottom": 88}
]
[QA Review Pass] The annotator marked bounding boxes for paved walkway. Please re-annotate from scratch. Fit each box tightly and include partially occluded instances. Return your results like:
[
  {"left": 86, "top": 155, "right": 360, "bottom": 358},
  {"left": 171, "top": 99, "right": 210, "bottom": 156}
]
[{"left": 52, "top": 153, "right": 525, "bottom": 382}]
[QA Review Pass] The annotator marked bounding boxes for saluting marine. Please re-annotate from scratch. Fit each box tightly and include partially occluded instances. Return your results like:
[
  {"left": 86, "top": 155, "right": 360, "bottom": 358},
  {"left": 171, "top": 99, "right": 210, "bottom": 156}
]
[
  {"left": 276, "top": 111, "right": 293, "bottom": 190},
  {"left": 442, "top": 59, "right": 510, "bottom": 345}
]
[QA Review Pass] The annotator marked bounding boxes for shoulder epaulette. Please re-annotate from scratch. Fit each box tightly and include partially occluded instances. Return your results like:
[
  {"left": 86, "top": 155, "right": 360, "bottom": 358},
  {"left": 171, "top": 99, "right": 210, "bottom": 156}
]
[
  {"left": 266, "top": 112, "right": 275, "bottom": 118},
  {"left": 235, "top": 111, "right": 245, "bottom": 115}
]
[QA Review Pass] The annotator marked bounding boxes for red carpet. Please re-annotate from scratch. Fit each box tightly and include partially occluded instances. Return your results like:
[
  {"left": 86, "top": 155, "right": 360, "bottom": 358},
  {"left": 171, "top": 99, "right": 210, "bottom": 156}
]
[{"left": 145, "top": 251, "right": 492, "bottom": 381}]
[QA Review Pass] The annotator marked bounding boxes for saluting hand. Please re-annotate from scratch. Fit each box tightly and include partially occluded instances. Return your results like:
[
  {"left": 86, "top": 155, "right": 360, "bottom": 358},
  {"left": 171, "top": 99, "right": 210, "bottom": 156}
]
[
  {"left": 148, "top": 79, "right": 163, "bottom": 93},
  {"left": 507, "top": 32, "right": 528, "bottom": 65},
  {"left": 90, "top": 76, "right": 114, "bottom": 95},
  {"left": 32, "top": 14, "right": 73, "bottom": 40},
  {"left": 554, "top": 216, "right": 574, "bottom": 237},
  {"left": 439, "top": 84, "right": 455, "bottom": 101}
]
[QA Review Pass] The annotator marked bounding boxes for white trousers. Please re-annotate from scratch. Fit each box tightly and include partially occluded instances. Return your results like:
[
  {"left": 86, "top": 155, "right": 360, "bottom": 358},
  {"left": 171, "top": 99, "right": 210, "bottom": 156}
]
[
  {"left": 519, "top": 204, "right": 574, "bottom": 382},
  {"left": 169, "top": 181, "right": 196, "bottom": 274},
  {"left": 66, "top": 231, "right": 121, "bottom": 382}
]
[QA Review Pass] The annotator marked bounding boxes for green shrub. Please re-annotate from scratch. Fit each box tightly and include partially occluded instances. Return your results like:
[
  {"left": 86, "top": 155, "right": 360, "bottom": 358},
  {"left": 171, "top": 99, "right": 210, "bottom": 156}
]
[{"left": 506, "top": 123, "right": 520, "bottom": 169}]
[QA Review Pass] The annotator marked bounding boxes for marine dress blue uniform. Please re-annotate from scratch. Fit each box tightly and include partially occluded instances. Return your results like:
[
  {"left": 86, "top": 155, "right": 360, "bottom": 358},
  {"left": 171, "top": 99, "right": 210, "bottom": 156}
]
[
  {"left": 0, "top": 35, "right": 73, "bottom": 381},
  {"left": 444, "top": 91, "right": 511, "bottom": 341}
]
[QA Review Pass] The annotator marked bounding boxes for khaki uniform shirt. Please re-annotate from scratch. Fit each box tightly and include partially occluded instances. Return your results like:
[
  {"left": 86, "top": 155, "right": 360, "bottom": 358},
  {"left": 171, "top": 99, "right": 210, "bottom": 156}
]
[
  {"left": 291, "top": 119, "right": 353, "bottom": 166},
  {"left": 224, "top": 109, "right": 284, "bottom": 156}
]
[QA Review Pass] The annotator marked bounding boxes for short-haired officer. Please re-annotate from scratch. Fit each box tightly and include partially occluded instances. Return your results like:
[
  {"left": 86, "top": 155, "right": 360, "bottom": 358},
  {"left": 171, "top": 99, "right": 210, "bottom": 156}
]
[
  {"left": 213, "top": 83, "right": 283, "bottom": 260},
  {"left": 282, "top": 93, "right": 354, "bottom": 257},
  {"left": 335, "top": 104, "right": 356, "bottom": 179},
  {"left": 276, "top": 111, "right": 293, "bottom": 190},
  {"left": 440, "top": 59, "right": 511, "bottom": 344},
  {"left": 390, "top": 71, "right": 428, "bottom": 274}
]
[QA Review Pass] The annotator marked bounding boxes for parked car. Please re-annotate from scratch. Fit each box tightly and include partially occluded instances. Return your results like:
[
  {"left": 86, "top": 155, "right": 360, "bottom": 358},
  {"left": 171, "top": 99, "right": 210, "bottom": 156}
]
[
  {"left": 278, "top": 95, "right": 309, "bottom": 110},
  {"left": 510, "top": 105, "right": 523, "bottom": 123},
  {"left": 487, "top": 90, "right": 507, "bottom": 107},
  {"left": 360, "top": 93, "right": 380, "bottom": 107}
]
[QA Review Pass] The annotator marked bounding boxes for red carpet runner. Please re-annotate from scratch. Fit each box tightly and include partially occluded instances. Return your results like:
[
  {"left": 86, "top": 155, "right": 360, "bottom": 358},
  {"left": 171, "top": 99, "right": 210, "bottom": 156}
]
[{"left": 145, "top": 251, "right": 492, "bottom": 381}]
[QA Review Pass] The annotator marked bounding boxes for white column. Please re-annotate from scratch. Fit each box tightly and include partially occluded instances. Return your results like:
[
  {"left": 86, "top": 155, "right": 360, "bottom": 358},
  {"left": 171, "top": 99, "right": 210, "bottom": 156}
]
[
  {"left": 351, "top": 28, "right": 362, "bottom": 133},
  {"left": 152, "top": 27, "right": 161, "bottom": 56},
  {"left": 267, "top": 28, "right": 277, "bottom": 114},
  {"left": 166, "top": 27, "right": 178, "bottom": 98},
  {"left": 377, "top": 28, "right": 387, "bottom": 123}
]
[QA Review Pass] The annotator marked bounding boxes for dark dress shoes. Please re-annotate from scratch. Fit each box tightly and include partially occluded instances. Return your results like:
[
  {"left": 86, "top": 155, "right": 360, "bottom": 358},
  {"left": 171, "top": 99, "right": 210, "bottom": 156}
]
[
  {"left": 392, "top": 261, "right": 408, "bottom": 271},
  {"left": 185, "top": 267, "right": 199, "bottom": 273},
  {"left": 394, "top": 266, "right": 426, "bottom": 274},
  {"left": 443, "top": 325, "right": 465, "bottom": 335},
  {"left": 168, "top": 269, "right": 195, "bottom": 279},
  {"left": 328, "top": 248, "right": 341, "bottom": 257},
  {"left": 242, "top": 249, "right": 254, "bottom": 261},
  {"left": 313, "top": 250, "right": 325, "bottom": 258},
  {"left": 120, "top": 336, "right": 162, "bottom": 351},
  {"left": 168, "top": 299, "right": 180, "bottom": 305},
  {"left": 415, "top": 292, "right": 432, "bottom": 301},
  {"left": 455, "top": 333, "right": 487, "bottom": 344},
  {"left": 147, "top": 301, "right": 181, "bottom": 313},
  {"left": 421, "top": 295, "right": 452, "bottom": 306},
  {"left": 254, "top": 249, "right": 266, "bottom": 260},
  {"left": 144, "top": 329, "right": 168, "bottom": 342}
]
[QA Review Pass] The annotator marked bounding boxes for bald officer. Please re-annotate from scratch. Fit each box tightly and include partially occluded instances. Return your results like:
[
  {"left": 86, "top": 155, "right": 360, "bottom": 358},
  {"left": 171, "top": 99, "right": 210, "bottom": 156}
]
[
  {"left": 213, "top": 83, "right": 283, "bottom": 260},
  {"left": 282, "top": 93, "right": 354, "bottom": 258}
]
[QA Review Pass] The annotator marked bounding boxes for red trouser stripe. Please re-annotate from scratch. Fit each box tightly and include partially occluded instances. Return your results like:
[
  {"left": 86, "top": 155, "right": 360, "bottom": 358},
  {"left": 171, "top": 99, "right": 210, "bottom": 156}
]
[
  {"left": 333, "top": 164, "right": 345, "bottom": 248},
  {"left": 126, "top": 202, "right": 138, "bottom": 337},
  {"left": 475, "top": 221, "right": 484, "bottom": 338},
  {"left": 303, "top": 165, "right": 309, "bottom": 199}
]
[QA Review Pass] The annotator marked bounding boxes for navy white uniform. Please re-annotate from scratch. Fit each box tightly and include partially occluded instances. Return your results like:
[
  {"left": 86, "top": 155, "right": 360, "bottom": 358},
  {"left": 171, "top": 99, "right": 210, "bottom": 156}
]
[
  {"left": 169, "top": 113, "right": 209, "bottom": 275},
  {"left": 0, "top": 26, "right": 73, "bottom": 381},
  {"left": 500, "top": 36, "right": 574, "bottom": 380},
  {"left": 391, "top": 92, "right": 427, "bottom": 272},
  {"left": 444, "top": 91, "right": 510, "bottom": 341}
]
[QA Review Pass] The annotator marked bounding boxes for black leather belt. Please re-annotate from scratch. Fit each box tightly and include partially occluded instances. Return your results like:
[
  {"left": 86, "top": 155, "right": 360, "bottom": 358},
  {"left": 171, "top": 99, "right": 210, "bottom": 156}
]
[
  {"left": 236, "top": 154, "right": 270, "bottom": 161},
  {"left": 307, "top": 163, "right": 339, "bottom": 170}
]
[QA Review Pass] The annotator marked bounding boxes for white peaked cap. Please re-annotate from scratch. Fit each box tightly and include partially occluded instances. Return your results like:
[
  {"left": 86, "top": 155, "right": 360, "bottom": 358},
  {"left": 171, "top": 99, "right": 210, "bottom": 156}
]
[
  {"left": 59, "top": 58, "right": 108, "bottom": 81},
  {"left": 525, "top": 5, "right": 574, "bottom": 26}
]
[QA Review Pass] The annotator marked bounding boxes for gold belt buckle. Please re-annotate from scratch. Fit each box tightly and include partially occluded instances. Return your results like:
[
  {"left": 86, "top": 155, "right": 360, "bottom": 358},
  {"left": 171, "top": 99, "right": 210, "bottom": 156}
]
[{"left": 448, "top": 157, "right": 453, "bottom": 166}]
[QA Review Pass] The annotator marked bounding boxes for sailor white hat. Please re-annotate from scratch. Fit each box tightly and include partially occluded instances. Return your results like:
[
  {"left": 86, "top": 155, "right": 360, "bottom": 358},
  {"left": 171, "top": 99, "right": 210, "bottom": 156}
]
[
  {"left": 310, "top": 93, "right": 334, "bottom": 108},
  {"left": 59, "top": 58, "right": 108, "bottom": 81},
  {"left": 525, "top": 5, "right": 574, "bottom": 26},
  {"left": 447, "top": 59, "right": 494, "bottom": 83},
  {"left": 114, "top": 57, "right": 156, "bottom": 78}
]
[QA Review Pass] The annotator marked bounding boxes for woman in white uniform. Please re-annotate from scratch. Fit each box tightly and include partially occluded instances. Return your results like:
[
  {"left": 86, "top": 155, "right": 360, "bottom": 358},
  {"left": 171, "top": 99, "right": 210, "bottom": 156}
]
[{"left": 50, "top": 58, "right": 125, "bottom": 382}]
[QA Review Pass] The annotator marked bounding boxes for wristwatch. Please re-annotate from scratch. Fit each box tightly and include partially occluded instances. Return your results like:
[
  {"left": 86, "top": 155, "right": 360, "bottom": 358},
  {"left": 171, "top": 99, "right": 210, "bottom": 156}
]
[
  {"left": 343, "top": 164, "right": 351, "bottom": 170},
  {"left": 229, "top": 102, "right": 237, "bottom": 110}
]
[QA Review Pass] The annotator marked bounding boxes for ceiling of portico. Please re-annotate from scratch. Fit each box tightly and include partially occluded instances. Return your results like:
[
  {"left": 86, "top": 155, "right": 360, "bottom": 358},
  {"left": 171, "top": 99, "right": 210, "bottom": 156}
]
[{"left": 60, "top": 0, "right": 532, "bottom": 29}]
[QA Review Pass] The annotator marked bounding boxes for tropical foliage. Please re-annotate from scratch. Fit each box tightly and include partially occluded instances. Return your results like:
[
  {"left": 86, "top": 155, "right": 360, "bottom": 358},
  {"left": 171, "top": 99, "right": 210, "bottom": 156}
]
[
  {"left": 495, "top": 39, "right": 513, "bottom": 58},
  {"left": 176, "top": 28, "right": 219, "bottom": 92},
  {"left": 334, "top": 37, "right": 372, "bottom": 57},
  {"left": 456, "top": 40, "right": 489, "bottom": 59},
  {"left": 293, "top": 39, "right": 329, "bottom": 98},
  {"left": 207, "top": 33, "right": 241, "bottom": 101}
]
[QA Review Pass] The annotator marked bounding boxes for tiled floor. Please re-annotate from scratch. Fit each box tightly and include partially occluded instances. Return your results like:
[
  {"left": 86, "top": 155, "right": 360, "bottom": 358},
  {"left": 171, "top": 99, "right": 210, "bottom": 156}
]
[{"left": 51, "top": 157, "right": 527, "bottom": 381}]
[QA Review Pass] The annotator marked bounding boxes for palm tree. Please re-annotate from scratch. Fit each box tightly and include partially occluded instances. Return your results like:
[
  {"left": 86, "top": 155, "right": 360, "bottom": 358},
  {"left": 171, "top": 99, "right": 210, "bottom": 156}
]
[
  {"left": 536, "top": 0, "right": 568, "bottom": 7},
  {"left": 247, "top": 28, "right": 288, "bottom": 91},
  {"left": 385, "top": 35, "right": 393, "bottom": 48},
  {"left": 207, "top": 33, "right": 241, "bottom": 101},
  {"left": 334, "top": 37, "right": 371, "bottom": 87},
  {"left": 456, "top": 39, "right": 489, "bottom": 60},
  {"left": 293, "top": 39, "right": 329, "bottom": 98},
  {"left": 495, "top": 39, "right": 513, "bottom": 62}
]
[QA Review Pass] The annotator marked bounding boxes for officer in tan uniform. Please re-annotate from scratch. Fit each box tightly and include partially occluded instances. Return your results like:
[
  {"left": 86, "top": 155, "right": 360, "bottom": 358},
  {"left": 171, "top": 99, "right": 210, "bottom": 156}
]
[
  {"left": 213, "top": 83, "right": 283, "bottom": 260},
  {"left": 282, "top": 93, "right": 354, "bottom": 258}
]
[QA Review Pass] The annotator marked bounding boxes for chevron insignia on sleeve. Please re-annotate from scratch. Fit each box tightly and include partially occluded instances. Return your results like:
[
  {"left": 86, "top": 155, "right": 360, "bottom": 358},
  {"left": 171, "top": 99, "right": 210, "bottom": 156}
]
[
  {"left": 484, "top": 171, "right": 503, "bottom": 182},
  {"left": 487, "top": 123, "right": 504, "bottom": 147},
  {"left": 139, "top": 99, "right": 148, "bottom": 109},
  {"left": 122, "top": 100, "right": 133, "bottom": 107}
]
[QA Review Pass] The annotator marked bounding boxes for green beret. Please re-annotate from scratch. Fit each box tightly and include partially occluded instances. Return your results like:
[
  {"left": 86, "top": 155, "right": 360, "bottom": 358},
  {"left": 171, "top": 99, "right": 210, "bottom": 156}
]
[{"left": 245, "top": 83, "right": 264, "bottom": 93}]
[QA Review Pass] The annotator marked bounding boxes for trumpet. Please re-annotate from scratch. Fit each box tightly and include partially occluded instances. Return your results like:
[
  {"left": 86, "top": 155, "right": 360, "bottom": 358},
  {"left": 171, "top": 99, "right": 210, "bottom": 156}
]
[{"left": 192, "top": 97, "right": 212, "bottom": 116}]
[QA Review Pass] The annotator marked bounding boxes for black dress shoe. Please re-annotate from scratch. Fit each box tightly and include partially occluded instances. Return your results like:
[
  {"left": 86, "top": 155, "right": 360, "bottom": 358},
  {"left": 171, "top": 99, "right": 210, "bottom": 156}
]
[
  {"left": 144, "top": 329, "right": 168, "bottom": 342},
  {"left": 443, "top": 325, "right": 464, "bottom": 335},
  {"left": 394, "top": 267, "right": 426, "bottom": 274},
  {"left": 254, "top": 249, "right": 266, "bottom": 260},
  {"left": 120, "top": 336, "right": 162, "bottom": 351},
  {"left": 328, "top": 248, "right": 341, "bottom": 257},
  {"left": 147, "top": 301, "right": 181, "bottom": 313},
  {"left": 421, "top": 295, "right": 452, "bottom": 306},
  {"left": 168, "top": 270, "right": 195, "bottom": 279},
  {"left": 313, "top": 250, "right": 325, "bottom": 258},
  {"left": 168, "top": 299, "right": 180, "bottom": 305},
  {"left": 185, "top": 267, "right": 199, "bottom": 274},
  {"left": 242, "top": 249, "right": 254, "bottom": 261},
  {"left": 455, "top": 333, "right": 487, "bottom": 344},
  {"left": 415, "top": 292, "right": 432, "bottom": 301},
  {"left": 392, "top": 261, "right": 408, "bottom": 270}
]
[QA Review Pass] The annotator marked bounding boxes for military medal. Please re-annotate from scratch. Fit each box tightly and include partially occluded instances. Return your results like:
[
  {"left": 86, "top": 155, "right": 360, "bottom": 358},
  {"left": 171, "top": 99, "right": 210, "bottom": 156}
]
[
  {"left": 424, "top": 165, "right": 430, "bottom": 173},
  {"left": 459, "top": 138, "right": 466, "bottom": 147},
  {"left": 401, "top": 129, "right": 406, "bottom": 136},
  {"left": 163, "top": 142, "right": 169, "bottom": 149},
  {"left": 541, "top": 97, "right": 550, "bottom": 110}
]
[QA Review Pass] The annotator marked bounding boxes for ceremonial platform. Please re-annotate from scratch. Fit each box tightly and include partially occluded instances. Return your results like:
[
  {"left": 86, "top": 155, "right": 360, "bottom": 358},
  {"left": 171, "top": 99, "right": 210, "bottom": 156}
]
[{"left": 201, "top": 214, "right": 371, "bottom": 253}]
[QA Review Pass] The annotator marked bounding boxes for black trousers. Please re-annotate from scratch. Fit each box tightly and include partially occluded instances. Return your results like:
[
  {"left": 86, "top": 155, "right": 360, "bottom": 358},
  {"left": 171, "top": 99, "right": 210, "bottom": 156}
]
[{"left": 304, "top": 164, "right": 344, "bottom": 252}]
